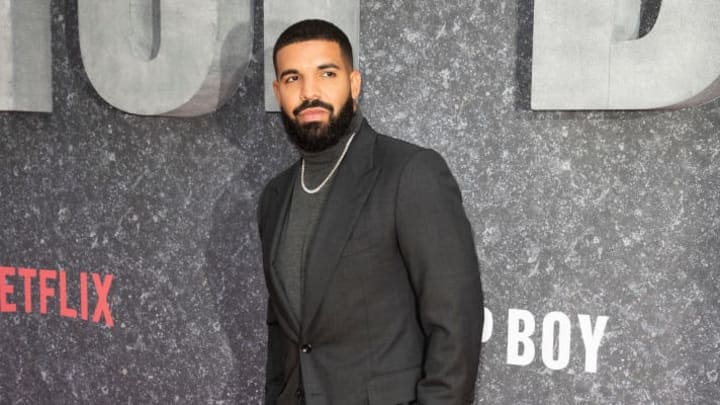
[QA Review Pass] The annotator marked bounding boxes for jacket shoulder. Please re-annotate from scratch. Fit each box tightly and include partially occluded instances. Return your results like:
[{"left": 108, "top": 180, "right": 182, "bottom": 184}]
[
  {"left": 371, "top": 128, "right": 450, "bottom": 177},
  {"left": 369, "top": 126, "right": 430, "bottom": 167},
  {"left": 375, "top": 131, "right": 425, "bottom": 155},
  {"left": 368, "top": 126, "right": 458, "bottom": 194}
]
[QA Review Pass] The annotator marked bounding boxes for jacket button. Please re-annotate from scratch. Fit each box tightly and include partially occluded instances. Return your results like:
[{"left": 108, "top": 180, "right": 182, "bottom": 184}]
[
  {"left": 301, "top": 344, "right": 312, "bottom": 353},
  {"left": 295, "top": 388, "right": 303, "bottom": 398}
]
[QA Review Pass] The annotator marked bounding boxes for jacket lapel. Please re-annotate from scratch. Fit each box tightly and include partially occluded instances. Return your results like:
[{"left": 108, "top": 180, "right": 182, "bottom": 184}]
[
  {"left": 301, "top": 122, "right": 380, "bottom": 333},
  {"left": 262, "top": 163, "right": 301, "bottom": 340}
]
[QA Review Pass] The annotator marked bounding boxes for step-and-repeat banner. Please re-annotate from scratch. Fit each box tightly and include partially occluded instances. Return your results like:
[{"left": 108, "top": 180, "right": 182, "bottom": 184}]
[{"left": 1, "top": 1, "right": 718, "bottom": 403}]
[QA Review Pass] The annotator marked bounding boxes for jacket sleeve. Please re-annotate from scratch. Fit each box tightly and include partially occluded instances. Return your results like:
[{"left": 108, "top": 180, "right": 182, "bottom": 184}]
[
  {"left": 264, "top": 301, "right": 286, "bottom": 404},
  {"left": 395, "top": 149, "right": 484, "bottom": 404},
  {"left": 258, "top": 187, "right": 286, "bottom": 404}
]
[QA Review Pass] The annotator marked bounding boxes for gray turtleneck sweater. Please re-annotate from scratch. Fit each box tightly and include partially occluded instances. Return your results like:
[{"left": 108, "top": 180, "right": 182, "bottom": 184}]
[{"left": 275, "top": 110, "right": 364, "bottom": 322}]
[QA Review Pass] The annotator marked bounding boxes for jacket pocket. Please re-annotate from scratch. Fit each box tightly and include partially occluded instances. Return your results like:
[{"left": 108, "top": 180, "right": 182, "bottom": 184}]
[{"left": 368, "top": 366, "right": 422, "bottom": 404}]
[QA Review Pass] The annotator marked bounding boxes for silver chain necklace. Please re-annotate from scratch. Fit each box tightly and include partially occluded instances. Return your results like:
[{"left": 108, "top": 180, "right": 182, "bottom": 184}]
[{"left": 301, "top": 132, "right": 357, "bottom": 194}]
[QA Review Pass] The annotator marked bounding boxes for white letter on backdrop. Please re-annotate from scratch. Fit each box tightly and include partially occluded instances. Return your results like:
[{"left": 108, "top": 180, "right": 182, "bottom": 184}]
[
  {"left": 532, "top": 0, "right": 720, "bottom": 109},
  {"left": 507, "top": 308, "right": 536, "bottom": 366},
  {"left": 578, "top": 314, "right": 609, "bottom": 373},
  {"left": 0, "top": 0, "right": 51, "bottom": 112},
  {"left": 78, "top": 0, "right": 253, "bottom": 116},
  {"left": 541, "top": 311, "right": 571, "bottom": 370}
]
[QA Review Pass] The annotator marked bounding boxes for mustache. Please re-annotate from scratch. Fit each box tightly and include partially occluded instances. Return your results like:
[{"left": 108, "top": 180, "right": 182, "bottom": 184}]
[{"left": 293, "top": 99, "right": 334, "bottom": 117}]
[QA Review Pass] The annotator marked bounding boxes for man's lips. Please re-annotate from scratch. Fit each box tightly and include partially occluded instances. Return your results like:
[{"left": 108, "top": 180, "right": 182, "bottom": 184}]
[{"left": 297, "top": 107, "right": 330, "bottom": 122}]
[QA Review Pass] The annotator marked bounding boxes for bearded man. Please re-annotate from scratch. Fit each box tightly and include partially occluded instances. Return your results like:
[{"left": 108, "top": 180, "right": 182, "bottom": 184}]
[{"left": 257, "top": 19, "right": 483, "bottom": 405}]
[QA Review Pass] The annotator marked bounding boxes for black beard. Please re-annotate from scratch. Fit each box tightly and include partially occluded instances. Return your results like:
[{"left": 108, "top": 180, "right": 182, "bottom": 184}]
[{"left": 281, "top": 96, "right": 354, "bottom": 153}]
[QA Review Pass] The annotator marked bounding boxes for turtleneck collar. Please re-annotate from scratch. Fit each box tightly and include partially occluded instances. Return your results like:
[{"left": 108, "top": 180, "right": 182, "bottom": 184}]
[{"left": 299, "top": 107, "right": 364, "bottom": 166}]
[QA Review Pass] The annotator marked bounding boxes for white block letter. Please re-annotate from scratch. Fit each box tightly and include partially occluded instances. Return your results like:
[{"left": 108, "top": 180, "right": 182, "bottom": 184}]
[
  {"left": 541, "top": 311, "right": 571, "bottom": 370},
  {"left": 507, "top": 308, "right": 535, "bottom": 366},
  {"left": 532, "top": 0, "right": 720, "bottom": 110},
  {"left": 78, "top": 0, "right": 253, "bottom": 116},
  {"left": 578, "top": 314, "right": 609, "bottom": 373},
  {"left": 0, "top": 0, "right": 51, "bottom": 112}
]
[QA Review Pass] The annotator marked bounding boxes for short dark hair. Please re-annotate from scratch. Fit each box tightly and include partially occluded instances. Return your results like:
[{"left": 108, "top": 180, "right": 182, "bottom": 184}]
[{"left": 273, "top": 19, "right": 353, "bottom": 75}]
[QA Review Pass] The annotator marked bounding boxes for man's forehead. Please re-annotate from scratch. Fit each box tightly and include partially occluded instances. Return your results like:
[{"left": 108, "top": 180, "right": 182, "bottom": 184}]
[{"left": 276, "top": 40, "right": 346, "bottom": 68}]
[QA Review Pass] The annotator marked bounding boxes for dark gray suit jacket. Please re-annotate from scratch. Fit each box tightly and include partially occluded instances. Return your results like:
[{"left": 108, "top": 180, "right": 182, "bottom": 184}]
[{"left": 257, "top": 120, "right": 483, "bottom": 405}]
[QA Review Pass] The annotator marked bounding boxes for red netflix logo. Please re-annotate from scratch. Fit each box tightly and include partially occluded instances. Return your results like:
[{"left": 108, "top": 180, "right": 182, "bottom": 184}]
[{"left": 0, "top": 266, "right": 114, "bottom": 327}]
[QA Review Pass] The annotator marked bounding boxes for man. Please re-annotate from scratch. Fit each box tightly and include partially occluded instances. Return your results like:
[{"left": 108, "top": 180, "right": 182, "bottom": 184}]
[{"left": 257, "top": 19, "right": 483, "bottom": 404}]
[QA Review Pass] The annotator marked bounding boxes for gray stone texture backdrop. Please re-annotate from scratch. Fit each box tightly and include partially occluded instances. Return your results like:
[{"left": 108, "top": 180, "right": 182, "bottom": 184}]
[{"left": 1, "top": 1, "right": 718, "bottom": 404}]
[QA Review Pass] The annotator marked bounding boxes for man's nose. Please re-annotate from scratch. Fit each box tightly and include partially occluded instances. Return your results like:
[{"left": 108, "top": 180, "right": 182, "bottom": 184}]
[{"left": 300, "top": 76, "right": 320, "bottom": 101}]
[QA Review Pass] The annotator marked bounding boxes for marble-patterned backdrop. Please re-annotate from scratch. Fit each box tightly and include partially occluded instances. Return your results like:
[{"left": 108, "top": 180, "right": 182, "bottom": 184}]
[{"left": 0, "top": 1, "right": 718, "bottom": 404}]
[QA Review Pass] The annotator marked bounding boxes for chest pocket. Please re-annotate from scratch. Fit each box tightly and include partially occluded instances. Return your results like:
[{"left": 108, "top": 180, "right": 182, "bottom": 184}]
[
  {"left": 341, "top": 229, "right": 383, "bottom": 257},
  {"left": 340, "top": 204, "right": 393, "bottom": 258}
]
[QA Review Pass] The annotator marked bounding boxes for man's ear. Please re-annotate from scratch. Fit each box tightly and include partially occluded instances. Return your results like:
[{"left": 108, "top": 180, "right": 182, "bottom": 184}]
[
  {"left": 272, "top": 79, "right": 280, "bottom": 103},
  {"left": 350, "top": 70, "right": 362, "bottom": 103}
]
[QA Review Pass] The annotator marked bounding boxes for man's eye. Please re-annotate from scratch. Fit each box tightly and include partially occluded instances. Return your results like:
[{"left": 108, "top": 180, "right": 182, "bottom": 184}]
[
  {"left": 322, "top": 71, "right": 336, "bottom": 78},
  {"left": 285, "top": 76, "right": 299, "bottom": 83}
]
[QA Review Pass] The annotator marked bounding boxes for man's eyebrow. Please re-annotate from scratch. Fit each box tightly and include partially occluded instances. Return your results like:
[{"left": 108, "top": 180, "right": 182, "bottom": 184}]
[
  {"left": 318, "top": 63, "right": 341, "bottom": 70},
  {"left": 279, "top": 68, "right": 299, "bottom": 78}
]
